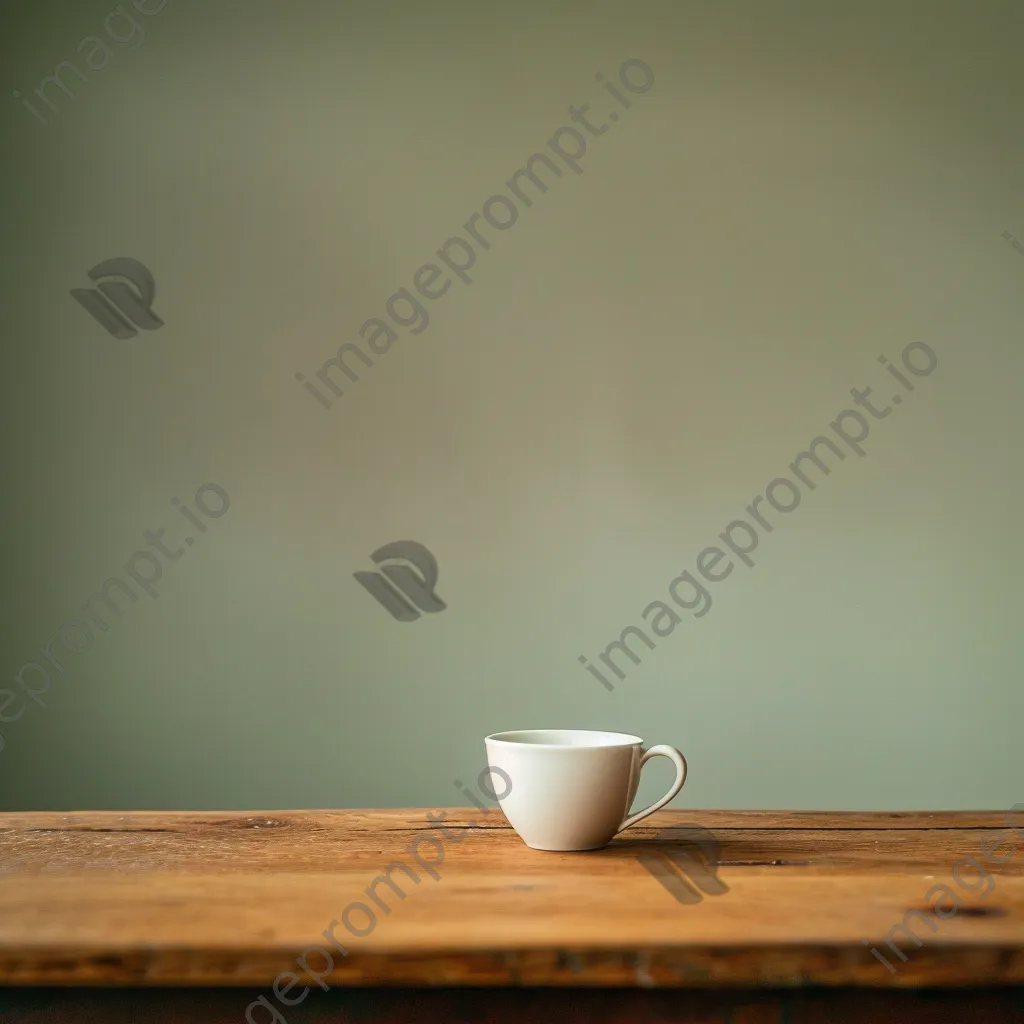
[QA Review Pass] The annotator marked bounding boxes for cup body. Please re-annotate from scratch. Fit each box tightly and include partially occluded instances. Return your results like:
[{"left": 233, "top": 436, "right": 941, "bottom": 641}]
[{"left": 484, "top": 729, "right": 645, "bottom": 851}]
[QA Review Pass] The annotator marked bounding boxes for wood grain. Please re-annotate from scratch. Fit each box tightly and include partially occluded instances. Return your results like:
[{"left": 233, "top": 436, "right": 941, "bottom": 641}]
[{"left": 1, "top": 808, "right": 1022, "bottom": 988}]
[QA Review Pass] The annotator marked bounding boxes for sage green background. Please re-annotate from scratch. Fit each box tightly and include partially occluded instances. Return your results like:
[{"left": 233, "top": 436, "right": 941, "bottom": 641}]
[{"left": 1, "top": 0, "right": 1021, "bottom": 812}]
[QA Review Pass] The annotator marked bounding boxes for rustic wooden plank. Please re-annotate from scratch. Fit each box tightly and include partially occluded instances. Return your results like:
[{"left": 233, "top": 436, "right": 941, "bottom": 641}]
[
  {"left": 1, "top": 808, "right": 1017, "bottom": 834},
  {"left": 0, "top": 809, "right": 1021, "bottom": 988},
  {"left": 3, "top": 809, "right": 1021, "bottom": 874}
]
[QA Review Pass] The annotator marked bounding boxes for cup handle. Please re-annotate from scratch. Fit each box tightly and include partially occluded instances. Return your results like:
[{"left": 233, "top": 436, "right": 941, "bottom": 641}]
[{"left": 617, "top": 744, "right": 688, "bottom": 832}]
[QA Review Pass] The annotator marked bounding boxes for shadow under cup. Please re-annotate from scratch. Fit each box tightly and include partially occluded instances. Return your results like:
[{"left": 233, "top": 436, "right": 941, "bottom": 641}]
[{"left": 484, "top": 729, "right": 672, "bottom": 852}]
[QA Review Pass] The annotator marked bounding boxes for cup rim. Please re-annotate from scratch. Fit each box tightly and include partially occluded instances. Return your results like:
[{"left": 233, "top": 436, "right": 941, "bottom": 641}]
[{"left": 485, "top": 728, "right": 644, "bottom": 749}]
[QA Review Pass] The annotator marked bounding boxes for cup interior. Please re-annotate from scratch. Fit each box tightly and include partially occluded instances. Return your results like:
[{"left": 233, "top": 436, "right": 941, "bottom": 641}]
[{"left": 485, "top": 729, "right": 643, "bottom": 748}]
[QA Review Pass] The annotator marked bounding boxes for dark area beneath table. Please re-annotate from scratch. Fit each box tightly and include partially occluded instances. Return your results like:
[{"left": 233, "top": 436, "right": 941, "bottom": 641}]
[{"left": 2, "top": 986, "right": 1024, "bottom": 1024}]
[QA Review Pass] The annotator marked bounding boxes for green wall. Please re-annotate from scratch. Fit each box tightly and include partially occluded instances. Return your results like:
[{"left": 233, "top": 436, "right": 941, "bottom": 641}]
[{"left": 1, "top": 0, "right": 1021, "bottom": 811}]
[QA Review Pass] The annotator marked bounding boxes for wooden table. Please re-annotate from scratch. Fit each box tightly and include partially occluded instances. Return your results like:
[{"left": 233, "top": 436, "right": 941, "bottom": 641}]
[{"left": 1, "top": 808, "right": 1022, "bottom": 1022}]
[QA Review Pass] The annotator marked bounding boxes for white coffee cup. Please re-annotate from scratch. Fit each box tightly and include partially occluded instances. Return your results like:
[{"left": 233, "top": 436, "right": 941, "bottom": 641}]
[{"left": 483, "top": 729, "right": 688, "bottom": 851}]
